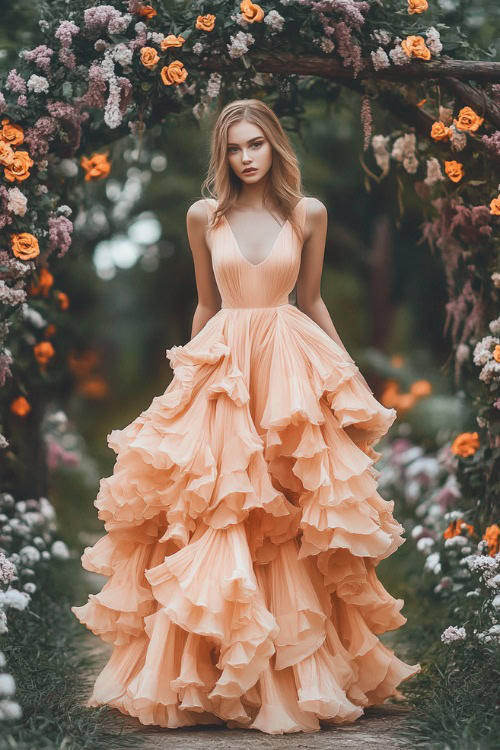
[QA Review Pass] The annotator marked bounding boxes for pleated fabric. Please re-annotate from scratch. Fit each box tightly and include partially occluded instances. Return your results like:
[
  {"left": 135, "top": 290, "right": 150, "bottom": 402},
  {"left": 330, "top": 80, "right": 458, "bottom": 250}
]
[{"left": 72, "top": 197, "right": 421, "bottom": 734}]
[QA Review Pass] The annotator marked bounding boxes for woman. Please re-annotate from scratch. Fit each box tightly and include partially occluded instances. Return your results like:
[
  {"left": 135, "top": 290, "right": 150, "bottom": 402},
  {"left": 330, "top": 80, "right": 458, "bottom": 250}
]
[{"left": 72, "top": 98, "right": 421, "bottom": 735}]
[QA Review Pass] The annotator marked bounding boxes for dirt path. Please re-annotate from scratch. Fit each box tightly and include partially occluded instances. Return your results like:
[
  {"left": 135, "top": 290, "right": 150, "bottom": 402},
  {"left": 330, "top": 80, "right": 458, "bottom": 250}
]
[{"left": 77, "top": 570, "right": 418, "bottom": 749}]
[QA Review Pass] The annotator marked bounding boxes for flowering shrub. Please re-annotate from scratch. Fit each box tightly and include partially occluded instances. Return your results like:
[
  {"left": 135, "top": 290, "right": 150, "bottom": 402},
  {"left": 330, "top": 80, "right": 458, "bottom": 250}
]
[{"left": 0, "top": 491, "right": 70, "bottom": 721}]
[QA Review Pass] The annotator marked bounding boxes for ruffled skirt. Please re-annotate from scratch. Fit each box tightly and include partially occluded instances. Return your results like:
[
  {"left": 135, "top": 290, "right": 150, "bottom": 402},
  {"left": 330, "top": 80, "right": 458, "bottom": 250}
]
[{"left": 72, "top": 303, "right": 421, "bottom": 734}]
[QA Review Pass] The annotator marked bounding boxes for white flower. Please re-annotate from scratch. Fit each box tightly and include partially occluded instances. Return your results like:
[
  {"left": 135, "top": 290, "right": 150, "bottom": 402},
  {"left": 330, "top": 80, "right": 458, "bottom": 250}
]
[
  {"left": 192, "top": 42, "right": 203, "bottom": 55},
  {"left": 39, "top": 497, "right": 56, "bottom": 522},
  {"left": 23, "top": 582, "right": 37, "bottom": 595},
  {"left": 487, "top": 574, "right": 500, "bottom": 589},
  {"left": 0, "top": 554, "right": 16, "bottom": 584},
  {"left": 264, "top": 10, "right": 285, "bottom": 32},
  {"left": 373, "top": 29, "right": 392, "bottom": 46},
  {"left": 0, "top": 653, "right": 5, "bottom": 669},
  {"left": 19, "top": 545, "right": 40, "bottom": 566},
  {"left": 0, "top": 674, "right": 15, "bottom": 697},
  {"left": 492, "top": 594, "right": 500, "bottom": 610},
  {"left": 147, "top": 31, "right": 165, "bottom": 45},
  {"left": 450, "top": 126, "right": 467, "bottom": 152},
  {"left": 371, "top": 47, "right": 390, "bottom": 71},
  {"left": 59, "top": 159, "right": 78, "bottom": 178},
  {"left": 0, "top": 699, "right": 22, "bottom": 720},
  {"left": 227, "top": 31, "right": 255, "bottom": 59},
  {"left": 207, "top": 72, "right": 222, "bottom": 99},
  {"left": 389, "top": 42, "right": 411, "bottom": 66},
  {"left": 441, "top": 625, "right": 466, "bottom": 644},
  {"left": 50, "top": 540, "right": 70, "bottom": 560},
  {"left": 27, "top": 74, "right": 49, "bottom": 93},
  {"left": 111, "top": 43, "right": 133, "bottom": 67},
  {"left": 0, "top": 588, "right": 30, "bottom": 611},
  {"left": 444, "top": 535, "right": 468, "bottom": 548},
  {"left": 424, "top": 551, "right": 442, "bottom": 574},
  {"left": 425, "top": 27, "right": 443, "bottom": 56},
  {"left": 492, "top": 272, "right": 500, "bottom": 289},
  {"left": 411, "top": 524, "right": 425, "bottom": 538},
  {"left": 424, "top": 157, "right": 445, "bottom": 186},
  {"left": 6, "top": 187, "right": 27, "bottom": 216},
  {"left": 134, "top": 22, "right": 147, "bottom": 33},
  {"left": 489, "top": 317, "right": 500, "bottom": 336},
  {"left": 0, "top": 613, "right": 7, "bottom": 635},
  {"left": 416, "top": 536, "right": 435, "bottom": 553},
  {"left": 371, "top": 134, "right": 390, "bottom": 176},
  {"left": 56, "top": 205, "right": 72, "bottom": 217}
]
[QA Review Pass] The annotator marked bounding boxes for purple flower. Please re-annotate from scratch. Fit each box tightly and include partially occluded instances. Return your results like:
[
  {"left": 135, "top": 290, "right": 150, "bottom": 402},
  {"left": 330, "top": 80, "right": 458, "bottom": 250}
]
[
  {"left": 6, "top": 69, "right": 26, "bottom": 94},
  {"left": 55, "top": 21, "right": 80, "bottom": 48},
  {"left": 21, "top": 45, "right": 54, "bottom": 73},
  {"left": 47, "top": 215, "right": 73, "bottom": 259}
]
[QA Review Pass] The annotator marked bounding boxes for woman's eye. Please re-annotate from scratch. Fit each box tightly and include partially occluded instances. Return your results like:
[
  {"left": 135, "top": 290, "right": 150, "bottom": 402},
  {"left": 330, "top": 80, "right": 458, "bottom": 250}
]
[{"left": 228, "top": 142, "right": 263, "bottom": 153}]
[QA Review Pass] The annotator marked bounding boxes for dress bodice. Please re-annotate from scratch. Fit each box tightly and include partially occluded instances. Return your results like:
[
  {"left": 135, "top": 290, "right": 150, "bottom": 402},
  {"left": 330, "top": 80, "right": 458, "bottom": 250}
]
[{"left": 205, "top": 197, "right": 308, "bottom": 309}]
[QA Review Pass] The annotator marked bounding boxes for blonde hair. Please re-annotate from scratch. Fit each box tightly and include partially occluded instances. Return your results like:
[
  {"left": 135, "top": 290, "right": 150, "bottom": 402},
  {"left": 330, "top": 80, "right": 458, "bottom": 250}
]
[{"left": 201, "top": 98, "right": 306, "bottom": 244}]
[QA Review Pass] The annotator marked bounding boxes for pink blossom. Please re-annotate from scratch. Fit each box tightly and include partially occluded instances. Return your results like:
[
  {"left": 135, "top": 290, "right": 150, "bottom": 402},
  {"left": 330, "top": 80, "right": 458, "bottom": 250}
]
[
  {"left": 17, "top": 95, "right": 27, "bottom": 107},
  {"left": 0, "top": 352, "right": 13, "bottom": 387},
  {"left": 59, "top": 48, "right": 77, "bottom": 69},
  {"left": 21, "top": 45, "right": 54, "bottom": 73},
  {"left": 481, "top": 130, "right": 500, "bottom": 158},
  {"left": 47, "top": 215, "right": 73, "bottom": 259},
  {"left": 6, "top": 69, "right": 26, "bottom": 94},
  {"left": 75, "top": 64, "right": 107, "bottom": 109},
  {"left": 24, "top": 116, "right": 58, "bottom": 159},
  {"left": 55, "top": 20, "right": 80, "bottom": 48}
]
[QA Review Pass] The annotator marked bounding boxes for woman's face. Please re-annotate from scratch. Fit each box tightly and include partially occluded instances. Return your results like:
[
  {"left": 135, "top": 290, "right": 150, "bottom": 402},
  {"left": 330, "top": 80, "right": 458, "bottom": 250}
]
[{"left": 226, "top": 120, "right": 273, "bottom": 184}]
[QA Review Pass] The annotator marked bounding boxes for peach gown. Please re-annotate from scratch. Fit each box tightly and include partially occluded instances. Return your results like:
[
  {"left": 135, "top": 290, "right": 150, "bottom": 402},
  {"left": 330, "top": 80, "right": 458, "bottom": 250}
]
[{"left": 72, "top": 196, "right": 421, "bottom": 734}]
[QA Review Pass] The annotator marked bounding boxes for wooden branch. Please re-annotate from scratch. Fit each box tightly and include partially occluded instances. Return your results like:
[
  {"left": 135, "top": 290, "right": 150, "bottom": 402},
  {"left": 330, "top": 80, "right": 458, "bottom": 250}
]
[
  {"left": 440, "top": 76, "right": 500, "bottom": 128},
  {"left": 202, "top": 53, "right": 500, "bottom": 83}
]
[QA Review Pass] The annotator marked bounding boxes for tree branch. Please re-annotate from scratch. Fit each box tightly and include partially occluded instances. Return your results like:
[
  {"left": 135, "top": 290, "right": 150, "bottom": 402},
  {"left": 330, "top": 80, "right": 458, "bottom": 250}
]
[{"left": 203, "top": 53, "right": 500, "bottom": 83}]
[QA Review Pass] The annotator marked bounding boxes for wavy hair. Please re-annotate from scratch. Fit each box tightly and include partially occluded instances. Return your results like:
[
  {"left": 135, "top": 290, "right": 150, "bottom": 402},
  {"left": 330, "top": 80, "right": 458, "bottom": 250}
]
[{"left": 200, "top": 99, "right": 306, "bottom": 245}]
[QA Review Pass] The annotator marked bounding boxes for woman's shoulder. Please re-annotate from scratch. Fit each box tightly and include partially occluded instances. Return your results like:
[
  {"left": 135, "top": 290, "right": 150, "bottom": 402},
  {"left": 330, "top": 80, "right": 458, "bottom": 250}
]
[
  {"left": 302, "top": 196, "right": 327, "bottom": 217},
  {"left": 186, "top": 198, "right": 217, "bottom": 226}
]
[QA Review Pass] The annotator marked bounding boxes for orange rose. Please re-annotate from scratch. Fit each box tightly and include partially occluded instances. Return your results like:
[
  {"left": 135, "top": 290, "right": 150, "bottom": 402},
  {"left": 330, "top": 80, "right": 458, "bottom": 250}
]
[
  {"left": 45, "top": 324, "right": 56, "bottom": 337},
  {"left": 80, "top": 152, "right": 111, "bottom": 181},
  {"left": 160, "top": 34, "right": 185, "bottom": 50},
  {"left": 451, "top": 431, "right": 479, "bottom": 458},
  {"left": 431, "top": 121, "right": 452, "bottom": 142},
  {"left": 0, "top": 140, "right": 15, "bottom": 166},
  {"left": 453, "top": 106, "right": 484, "bottom": 132},
  {"left": 410, "top": 380, "right": 432, "bottom": 397},
  {"left": 195, "top": 14, "right": 215, "bottom": 31},
  {"left": 58, "top": 291, "right": 70, "bottom": 310},
  {"left": 137, "top": 5, "right": 157, "bottom": 19},
  {"left": 408, "top": 0, "right": 428, "bottom": 13},
  {"left": 10, "top": 396, "right": 31, "bottom": 416},
  {"left": 78, "top": 376, "right": 110, "bottom": 399},
  {"left": 443, "top": 518, "right": 475, "bottom": 539},
  {"left": 483, "top": 524, "right": 500, "bottom": 557},
  {"left": 0, "top": 118, "right": 24, "bottom": 146},
  {"left": 444, "top": 160, "right": 464, "bottom": 183},
  {"left": 489, "top": 195, "right": 500, "bottom": 216},
  {"left": 29, "top": 267, "right": 54, "bottom": 297},
  {"left": 401, "top": 35, "right": 431, "bottom": 60},
  {"left": 68, "top": 349, "right": 98, "bottom": 378},
  {"left": 240, "top": 0, "right": 265, "bottom": 22},
  {"left": 34, "top": 340, "right": 55, "bottom": 367},
  {"left": 11, "top": 232, "right": 39, "bottom": 260},
  {"left": 493, "top": 345, "right": 500, "bottom": 363},
  {"left": 381, "top": 380, "right": 399, "bottom": 408},
  {"left": 140, "top": 46, "right": 160, "bottom": 68},
  {"left": 160, "top": 60, "right": 188, "bottom": 86},
  {"left": 3, "top": 150, "right": 34, "bottom": 182}
]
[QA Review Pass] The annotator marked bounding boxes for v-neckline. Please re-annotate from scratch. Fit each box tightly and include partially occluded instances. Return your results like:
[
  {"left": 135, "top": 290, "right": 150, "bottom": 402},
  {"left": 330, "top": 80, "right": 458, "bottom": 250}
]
[{"left": 222, "top": 197, "right": 304, "bottom": 268}]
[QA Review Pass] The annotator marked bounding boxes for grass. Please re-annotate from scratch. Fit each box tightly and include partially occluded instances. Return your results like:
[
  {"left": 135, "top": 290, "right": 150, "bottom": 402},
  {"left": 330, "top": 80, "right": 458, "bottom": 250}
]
[{"left": 0, "top": 560, "right": 145, "bottom": 750}]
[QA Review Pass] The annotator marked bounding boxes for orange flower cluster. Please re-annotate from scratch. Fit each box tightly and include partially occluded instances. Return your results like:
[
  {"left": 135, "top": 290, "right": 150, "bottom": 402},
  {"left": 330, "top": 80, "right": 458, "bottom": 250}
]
[
  {"left": 454, "top": 106, "right": 484, "bottom": 132},
  {"left": 444, "top": 160, "right": 464, "bottom": 183},
  {"left": 10, "top": 395, "right": 31, "bottom": 417},
  {"left": 80, "top": 152, "right": 111, "bottom": 181},
  {"left": 451, "top": 431, "right": 480, "bottom": 458},
  {"left": 34, "top": 340, "right": 55, "bottom": 372},
  {"left": 381, "top": 378, "right": 432, "bottom": 413},
  {"left": 431, "top": 121, "right": 453, "bottom": 142},
  {"left": 0, "top": 118, "right": 34, "bottom": 183},
  {"left": 489, "top": 195, "right": 500, "bottom": 216},
  {"left": 68, "top": 349, "right": 109, "bottom": 399},
  {"left": 401, "top": 35, "right": 431, "bottom": 60},
  {"left": 407, "top": 0, "right": 428, "bottom": 13},
  {"left": 28, "top": 267, "right": 54, "bottom": 297},
  {"left": 443, "top": 518, "right": 475, "bottom": 539},
  {"left": 483, "top": 524, "right": 500, "bottom": 557},
  {"left": 137, "top": 5, "right": 157, "bottom": 20},
  {"left": 11, "top": 231, "right": 39, "bottom": 260}
]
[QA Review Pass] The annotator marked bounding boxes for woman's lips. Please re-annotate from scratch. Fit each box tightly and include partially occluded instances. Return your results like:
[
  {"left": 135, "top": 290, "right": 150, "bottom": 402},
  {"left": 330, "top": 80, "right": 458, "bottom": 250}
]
[{"left": 242, "top": 168, "right": 257, "bottom": 174}]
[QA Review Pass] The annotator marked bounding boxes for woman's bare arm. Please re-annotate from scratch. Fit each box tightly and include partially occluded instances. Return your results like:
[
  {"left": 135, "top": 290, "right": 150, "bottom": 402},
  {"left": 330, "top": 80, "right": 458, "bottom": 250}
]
[{"left": 186, "top": 200, "right": 222, "bottom": 338}]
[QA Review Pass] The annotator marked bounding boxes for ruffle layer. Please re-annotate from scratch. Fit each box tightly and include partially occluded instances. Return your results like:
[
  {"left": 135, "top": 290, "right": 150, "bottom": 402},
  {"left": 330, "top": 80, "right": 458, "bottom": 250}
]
[{"left": 72, "top": 304, "right": 420, "bottom": 734}]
